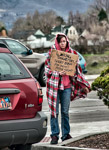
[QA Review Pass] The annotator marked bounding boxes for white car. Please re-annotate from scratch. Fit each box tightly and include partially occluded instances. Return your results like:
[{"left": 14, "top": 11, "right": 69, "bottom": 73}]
[{"left": 0, "top": 37, "right": 46, "bottom": 86}]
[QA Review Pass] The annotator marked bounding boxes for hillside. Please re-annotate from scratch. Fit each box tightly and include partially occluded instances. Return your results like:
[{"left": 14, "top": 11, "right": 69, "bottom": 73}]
[
  {"left": 0, "top": 0, "right": 94, "bottom": 29},
  {"left": 84, "top": 52, "right": 109, "bottom": 75}
]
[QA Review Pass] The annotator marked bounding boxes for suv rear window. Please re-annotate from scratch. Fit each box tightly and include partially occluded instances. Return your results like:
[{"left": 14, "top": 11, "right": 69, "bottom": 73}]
[{"left": 0, "top": 53, "right": 31, "bottom": 80}]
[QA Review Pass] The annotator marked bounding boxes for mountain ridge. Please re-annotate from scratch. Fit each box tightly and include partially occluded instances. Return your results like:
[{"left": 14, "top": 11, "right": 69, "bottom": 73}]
[{"left": 0, "top": 0, "right": 94, "bottom": 29}]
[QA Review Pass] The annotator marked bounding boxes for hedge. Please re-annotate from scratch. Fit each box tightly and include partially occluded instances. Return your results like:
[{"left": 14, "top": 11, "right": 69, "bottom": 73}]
[{"left": 91, "top": 66, "right": 109, "bottom": 107}]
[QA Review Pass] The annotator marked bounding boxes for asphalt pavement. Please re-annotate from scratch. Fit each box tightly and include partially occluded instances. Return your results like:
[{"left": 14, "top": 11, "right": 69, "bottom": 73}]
[{"left": 32, "top": 74, "right": 109, "bottom": 150}]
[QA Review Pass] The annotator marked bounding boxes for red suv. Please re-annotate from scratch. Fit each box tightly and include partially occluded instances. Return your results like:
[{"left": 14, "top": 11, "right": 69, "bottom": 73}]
[{"left": 0, "top": 47, "right": 47, "bottom": 150}]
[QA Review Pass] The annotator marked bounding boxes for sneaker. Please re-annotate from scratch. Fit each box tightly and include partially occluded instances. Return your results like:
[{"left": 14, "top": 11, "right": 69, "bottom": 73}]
[
  {"left": 50, "top": 136, "right": 58, "bottom": 144},
  {"left": 62, "top": 134, "right": 72, "bottom": 141}
]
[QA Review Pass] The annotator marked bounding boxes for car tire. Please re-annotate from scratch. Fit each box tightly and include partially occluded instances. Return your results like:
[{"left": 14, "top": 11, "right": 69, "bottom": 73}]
[
  {"left": 9, "top": 144, "right": 32, "bottom": 150},
  {"left": 39, "top": 67, "right": 46, "bottom": 87}
]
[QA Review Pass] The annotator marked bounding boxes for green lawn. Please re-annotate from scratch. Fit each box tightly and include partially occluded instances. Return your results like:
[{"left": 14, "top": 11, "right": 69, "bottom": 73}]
[{"left": 83, "top": 51, "right": 109, "bottom": 75}]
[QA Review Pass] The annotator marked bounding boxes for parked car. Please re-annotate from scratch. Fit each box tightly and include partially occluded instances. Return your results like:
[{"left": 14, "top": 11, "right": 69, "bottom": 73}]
[
  {"left": 76, "top": 51, "right": 87, "bottom": 74},
  {"left": 0, "top": 37, "right": 46, "bottom": 86},
  {"left": 43, "top": 51, "right": 87, "bottom": 74},
  {"left": 0, "top": 47, "right": 47, "bottom": 150}
]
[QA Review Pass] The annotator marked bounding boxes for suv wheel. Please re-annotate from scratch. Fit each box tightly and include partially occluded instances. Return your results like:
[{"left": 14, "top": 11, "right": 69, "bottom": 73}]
[{"left": 9, "top": 144, "right": 32, "bottom": 150}]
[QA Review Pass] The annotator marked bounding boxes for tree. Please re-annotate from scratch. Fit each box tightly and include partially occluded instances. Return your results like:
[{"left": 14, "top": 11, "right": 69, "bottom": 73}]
[
  {"left": 31, "top": 10, "right": 60, "bottom": 34},
  {"left": 92, "top": 66, "right": 109, "bottom": 108},
  {"left": 67, "top": 10, "right": 84, "bottom": 34},
  {"left": 98, "top": 8, "right": 108, "bottom": 21},
  {"left": 55, "top": 16, "right": 65, "bottom": 26},
  {"left": 12, "top": 17, "right": 25, "bottom": 32},
  {"left": 39, "top": 10, "right": 57, "bottom": 34},
  {"left": 11, "top": 10, "right": 61, "bottom": 37},
  {"left": 90, "top": 0, "right": 109, "bottom": 18},
  {"left": 0, "top": 21, "right": 5, "bottom": 28},
  {"left": 74, "top": 11, "right": 84, "bottom": 34},
  {"left": 25, "top": 13, "right": 33, "bottom": 30},
  {"left": 68, "top": 11, "right": 74, "bottom": 25}
]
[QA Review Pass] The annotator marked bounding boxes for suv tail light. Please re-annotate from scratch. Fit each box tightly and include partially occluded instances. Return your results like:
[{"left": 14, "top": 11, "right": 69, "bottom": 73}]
[{"left": 36, "top": 81, "right": 43, "bottom": 105}]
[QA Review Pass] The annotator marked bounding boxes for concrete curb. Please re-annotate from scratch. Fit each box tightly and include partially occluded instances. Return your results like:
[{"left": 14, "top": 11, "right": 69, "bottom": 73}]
[
  {"left": 32, "top": 131, "right": 109, "bottom": 150},
  {"left": 85, "top": 74, "right": 99, "bottom": 81},
  {"left": 32, "top": 144, "right": 95, "bottom": 150}
]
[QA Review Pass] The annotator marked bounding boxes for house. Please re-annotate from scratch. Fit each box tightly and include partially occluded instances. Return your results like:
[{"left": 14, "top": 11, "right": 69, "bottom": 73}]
[
  {"left": 27, "top": 35, "right": 36, "bottom": 41},
  {"left": 27, "top": 30, "right": 46, "bottom": 49},
  {"left": 51, "top": 25, "right": 65, "bottom": 35},
  {"left": 65, "top": 25, "right": 79, "bottom": 45},
  {"left": 66, "top": 25, "right": 78, "bottom": 40},
  {"left": 79, "top": 30, "right": 100, "bottom": 45},
  {"left": 105, "top": 30, "right": 109, "bottom": 42},
  {"left": 51, "top": 25, "right": 79, "bottom": 45},
  {"left": 26, "top": 25, "right": 79, "bottom": 49},
  {"left": 27, "top": 29, "right": 54, "bottom": 49},
  {"left": 78, "top": 30, "right": 90, "bottom": 45},
  {"left": 34, "top": 29, "right": 45, "bottom": 38},
  {"left": 45, "top": 34, "right": 56, "bottom": 47}
]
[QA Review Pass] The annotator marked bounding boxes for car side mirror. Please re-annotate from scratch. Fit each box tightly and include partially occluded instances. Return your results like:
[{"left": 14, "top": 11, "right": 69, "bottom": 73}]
[{"left": 28, "top": 49, "right": 33, "bottom": 55}]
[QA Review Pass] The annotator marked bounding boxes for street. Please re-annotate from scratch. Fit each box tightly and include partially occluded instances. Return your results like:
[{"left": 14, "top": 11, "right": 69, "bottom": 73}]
[
  {"left": 2, "top": 78, "right": 109, "bottom": 150},
  {"left": 41, "top": 85, "right": 109, "bottom": 141}
]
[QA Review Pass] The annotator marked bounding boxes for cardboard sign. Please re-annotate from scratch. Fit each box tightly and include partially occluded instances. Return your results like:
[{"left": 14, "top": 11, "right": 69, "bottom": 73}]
[{"left": 50, "top": 49, "right": 78, "bottom": 76}]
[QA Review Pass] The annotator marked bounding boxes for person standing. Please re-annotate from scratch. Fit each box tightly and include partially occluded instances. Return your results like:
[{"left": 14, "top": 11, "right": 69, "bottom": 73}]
[{"left": 45, "top": 33, "right": 90, "bottom": 144}]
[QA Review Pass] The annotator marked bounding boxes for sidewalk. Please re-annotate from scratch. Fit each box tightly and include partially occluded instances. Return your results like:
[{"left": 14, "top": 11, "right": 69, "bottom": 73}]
[
  {"left": 32, "top": 74, "right": 109, "bottom": 150},
  {"left": 85, "top": 74, "right": 100, "bottom": 81},
  {"left": 32, "top": 120, "right": 109, "bottom": 150}
]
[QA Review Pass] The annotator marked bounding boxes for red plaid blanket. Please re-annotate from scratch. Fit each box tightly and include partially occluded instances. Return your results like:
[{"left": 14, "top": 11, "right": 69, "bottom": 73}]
[{"left": 45, "top": 48, "right": 90, "bottom": 117}]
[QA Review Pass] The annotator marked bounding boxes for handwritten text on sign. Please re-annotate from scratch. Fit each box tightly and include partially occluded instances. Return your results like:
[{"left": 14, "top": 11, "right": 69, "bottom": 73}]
[{"left": 50, "top": 49, "right": 78, "bottom": 76}]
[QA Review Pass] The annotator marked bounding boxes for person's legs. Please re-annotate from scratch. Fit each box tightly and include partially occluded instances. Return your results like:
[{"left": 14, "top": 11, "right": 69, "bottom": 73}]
[
  {"left": 50, "top": 90, "right": 60, "bottom": 144},
  {"left": 60, "top": 88, "right": 71, "bottom": 141}
]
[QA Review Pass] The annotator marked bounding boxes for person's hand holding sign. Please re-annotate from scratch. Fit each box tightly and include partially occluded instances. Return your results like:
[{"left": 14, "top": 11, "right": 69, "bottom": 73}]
[
  {"left": 59, "top": 70, "right": 66, "bottom": 76},
  {"left": 81, "top": 87, "right": 90, "bottom": 94}
]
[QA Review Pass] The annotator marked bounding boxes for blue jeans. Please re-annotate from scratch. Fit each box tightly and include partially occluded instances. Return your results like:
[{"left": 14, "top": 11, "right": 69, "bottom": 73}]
[{"left": 50, "top": 88, "right": 71, "bottom": 140}]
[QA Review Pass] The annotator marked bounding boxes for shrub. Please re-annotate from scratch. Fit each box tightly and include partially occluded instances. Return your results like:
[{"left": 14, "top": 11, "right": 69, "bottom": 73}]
[{"left": 91, "top": 66, "right": 109, "bottom": 107}]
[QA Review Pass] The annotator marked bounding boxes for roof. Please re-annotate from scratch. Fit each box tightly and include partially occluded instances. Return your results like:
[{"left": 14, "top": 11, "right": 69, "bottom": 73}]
[
  {"left": 81, "top": 29, "right": 90, "bottom": 37},
  {"left": 46, "top": 34, "right": 55, "bottom": 41},
  {"left": 63, "top": 25, "right": 71, "bottom": 29},
  {"left": 51, "top": 25, "right": 62, "bottom": 32},
  {"left": 80, "top": 30, "right": 99, "bottom": 40},
  {"left": 34, "top": 29, "right": 45, "bottom": 36},
  {"left": 0, "top": 47, "right": 11, "bottom": 53},
  {"left": 27, "top": 35, "right": 36, "bottom": 41},
  {"left": 34, "top": 35, "right": 45, "bottom": 38}
]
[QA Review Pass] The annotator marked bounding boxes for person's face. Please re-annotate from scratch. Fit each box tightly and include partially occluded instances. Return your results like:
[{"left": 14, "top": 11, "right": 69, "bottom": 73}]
[{"left": 59, "top": 37, "right": 67, "bottom": 51}]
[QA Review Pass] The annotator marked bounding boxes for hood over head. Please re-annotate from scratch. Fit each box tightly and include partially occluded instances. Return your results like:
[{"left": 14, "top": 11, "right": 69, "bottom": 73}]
[{"left": 55, "top": 33, "right": 70, "bottom": 52}]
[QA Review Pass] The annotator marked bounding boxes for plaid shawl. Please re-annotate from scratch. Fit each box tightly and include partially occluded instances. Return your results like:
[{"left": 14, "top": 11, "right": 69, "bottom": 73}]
[{"left": 45, "top": 34, "right": 90, "bottom": 117}]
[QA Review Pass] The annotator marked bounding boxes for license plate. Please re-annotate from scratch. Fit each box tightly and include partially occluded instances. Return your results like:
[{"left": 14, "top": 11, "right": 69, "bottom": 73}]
[{"left": 0, "top": 97, "right": 12, "bottom": 110}]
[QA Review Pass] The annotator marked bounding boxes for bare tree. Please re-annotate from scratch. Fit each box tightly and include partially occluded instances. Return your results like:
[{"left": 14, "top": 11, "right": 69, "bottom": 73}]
[
  {"left": 74, "top": 11, "right": 84, "bottom": 34},
  {"left": 25, "top": 13, "right": 33, "bottom": 30},
  {"left": 68, "top": 11, "right": 74, "bottom": 25},
  {"left": 90, "top": 0, "right": 109, "bottom": 15},
  {"left": 31, "top": 10, "right": 59, "bottom": 34},
  {"left": 40, "top": 10, "right": 57, "bottom": 34},
  {"left": 12, "top": 18, "right": 25, "bottom": 32},
  {"left": 67, "top": 10, "right": 84, "bottom": 34},
  {"left": 32, "top": 10, "right": 41, "bottom": 30},
  {"left": 11, "top": 9, "right": 61, "bottom": 37}
]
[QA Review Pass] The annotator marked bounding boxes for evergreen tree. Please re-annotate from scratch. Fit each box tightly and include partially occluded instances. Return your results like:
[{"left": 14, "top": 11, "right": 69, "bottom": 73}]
[{"left": 98, "top": 8, "right": 107, "bottom": 21}]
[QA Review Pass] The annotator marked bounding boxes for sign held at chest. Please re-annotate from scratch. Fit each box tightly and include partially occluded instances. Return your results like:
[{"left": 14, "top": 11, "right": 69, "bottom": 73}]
[{"left": 50, "top": 49, "right": 78, "bottom": 76}]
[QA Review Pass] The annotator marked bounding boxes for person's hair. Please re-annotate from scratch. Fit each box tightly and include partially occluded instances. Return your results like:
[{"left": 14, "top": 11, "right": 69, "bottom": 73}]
[
  {"left": 57, "top": 34, "right": 68, "bottom": 48},
  {"left": 57, "top": 35, "right": 66, "bottom": 43}
]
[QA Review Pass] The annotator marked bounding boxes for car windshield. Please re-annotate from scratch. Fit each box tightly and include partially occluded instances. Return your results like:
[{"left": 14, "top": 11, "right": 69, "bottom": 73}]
[
  {"left": 0, "top": 53, "right": 31, "bottom": 80},
  {"left": 5, "top": 39, "right": 28, "bottom": 54}
]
